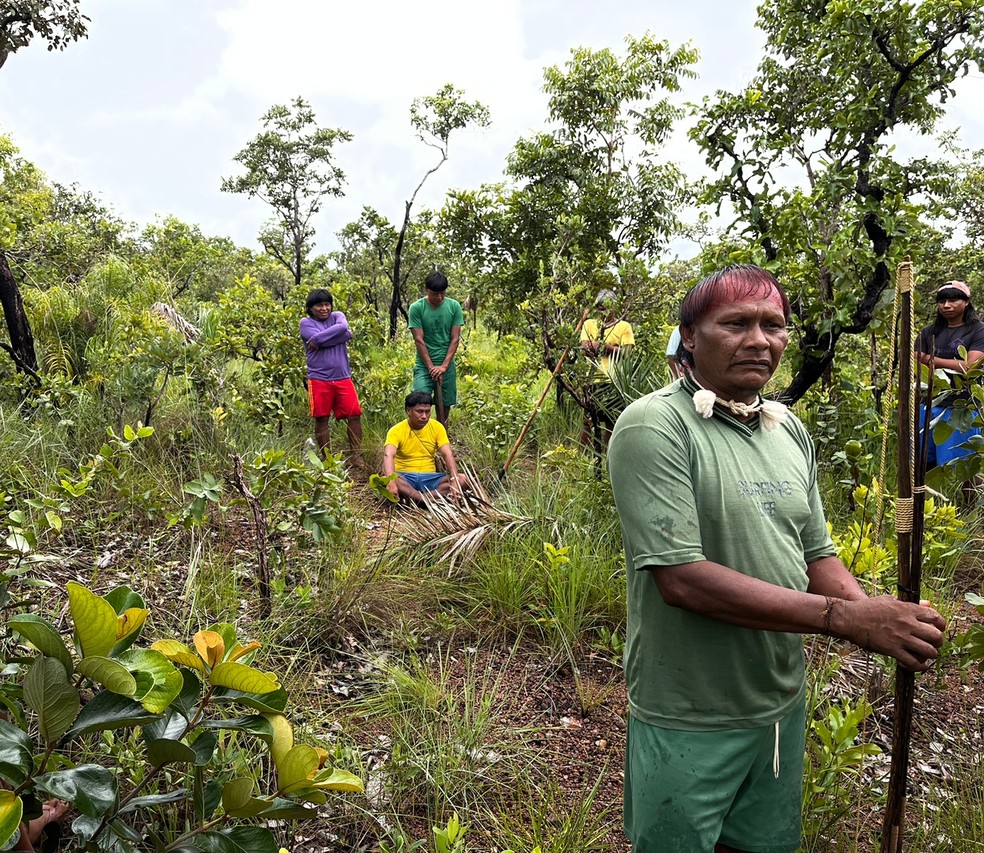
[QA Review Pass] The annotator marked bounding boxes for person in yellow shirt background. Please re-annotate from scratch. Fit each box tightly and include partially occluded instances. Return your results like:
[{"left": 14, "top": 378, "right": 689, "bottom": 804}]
[
  {"left": 382, "top": 391, "right": 471, "bottom": 505},
  {"left": 580, "top": 288, "right": 634, "bottom": 448}
]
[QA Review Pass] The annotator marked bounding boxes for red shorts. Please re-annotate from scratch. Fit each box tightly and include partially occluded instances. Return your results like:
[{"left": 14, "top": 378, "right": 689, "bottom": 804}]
[{"left": 308, "top": 378, "right": 362, "bottom": 419}]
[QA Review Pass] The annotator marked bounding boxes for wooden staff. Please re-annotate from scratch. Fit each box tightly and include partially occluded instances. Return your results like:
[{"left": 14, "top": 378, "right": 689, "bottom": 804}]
[
  {"left": 881, "top": 257, "right": 927, "bottom": 853},
  {"left": 435, "top": 375, "right": 446, "bottom": 426},
  {"left": 500, "top": 306, "right": 592, "bottom": 476}
]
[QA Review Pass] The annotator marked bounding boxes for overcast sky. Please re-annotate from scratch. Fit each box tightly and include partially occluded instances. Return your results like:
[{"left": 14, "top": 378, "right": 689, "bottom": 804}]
[{"left": 1, "top": 0, "right": 982, "bottom": 262}]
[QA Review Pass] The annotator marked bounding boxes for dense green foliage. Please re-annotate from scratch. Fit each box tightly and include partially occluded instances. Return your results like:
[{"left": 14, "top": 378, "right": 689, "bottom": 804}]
[{"left": 3, "top": 2, "right": 984, "bottom": 849}]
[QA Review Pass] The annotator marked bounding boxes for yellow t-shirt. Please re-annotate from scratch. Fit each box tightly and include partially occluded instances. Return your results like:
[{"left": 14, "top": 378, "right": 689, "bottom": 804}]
[
  {"left": 384, "top": 419, "right": 449, "bottom": 473},
  {"left": 581, "top": 318, "right": 634, "bottom": 379}
]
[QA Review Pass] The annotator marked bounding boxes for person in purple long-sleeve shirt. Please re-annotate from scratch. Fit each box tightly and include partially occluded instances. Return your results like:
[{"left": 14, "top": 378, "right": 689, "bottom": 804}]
[{"left": 300, "top": 289, "right": 363, "bottom": 467}]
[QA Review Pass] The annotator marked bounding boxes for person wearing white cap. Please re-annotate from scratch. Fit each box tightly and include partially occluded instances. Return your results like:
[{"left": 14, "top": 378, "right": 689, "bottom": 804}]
[{"left": 916, "top": 280, "right": 984, "bottom": 499}]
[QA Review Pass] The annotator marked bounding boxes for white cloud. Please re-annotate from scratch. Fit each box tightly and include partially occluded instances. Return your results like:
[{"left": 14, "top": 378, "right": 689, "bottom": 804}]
[{"left": 2, "top": 0, "right": 982, "bottom": 262}]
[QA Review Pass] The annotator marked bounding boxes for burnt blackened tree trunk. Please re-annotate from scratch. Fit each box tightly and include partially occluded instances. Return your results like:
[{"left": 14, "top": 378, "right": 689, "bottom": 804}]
[{"left": 0, "top": 250, "right": 38, "bottom": 379}]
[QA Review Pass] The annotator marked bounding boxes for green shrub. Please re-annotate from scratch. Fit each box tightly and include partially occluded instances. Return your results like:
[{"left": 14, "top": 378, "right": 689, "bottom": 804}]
[{"left": 0, "top": 583, "right": 362, "bottom": 851}]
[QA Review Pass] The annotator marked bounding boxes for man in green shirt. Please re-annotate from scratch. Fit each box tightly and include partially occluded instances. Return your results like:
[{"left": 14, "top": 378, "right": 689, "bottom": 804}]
[
  {"left": 608, "top": 264, "right": 945, "bottom": 853},
  {"left": 408, "top": 271, "right": 464, "bottom": 428}
]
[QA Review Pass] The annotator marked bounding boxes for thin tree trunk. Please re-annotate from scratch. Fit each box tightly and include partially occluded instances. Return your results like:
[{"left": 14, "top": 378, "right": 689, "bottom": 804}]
[
  {"left": 231, "top": 454, "right": 272, "bottom": 618},
  {"left": 389, "top": 200, "right": 411, "bottom": 339},
  {"left": 0, "top": 250, "right": 38, "bottom": 376}
]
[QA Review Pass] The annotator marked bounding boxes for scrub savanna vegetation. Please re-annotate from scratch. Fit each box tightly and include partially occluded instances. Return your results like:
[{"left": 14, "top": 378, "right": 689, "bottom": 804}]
[{"left": 2, "top": 1, "right": 984, "bottom": 851}]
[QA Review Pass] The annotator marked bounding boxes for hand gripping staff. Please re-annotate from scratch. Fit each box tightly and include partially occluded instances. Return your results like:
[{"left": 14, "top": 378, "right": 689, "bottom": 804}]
[{"left": 880, "top": 258, "right": 932, "bottom": 853}]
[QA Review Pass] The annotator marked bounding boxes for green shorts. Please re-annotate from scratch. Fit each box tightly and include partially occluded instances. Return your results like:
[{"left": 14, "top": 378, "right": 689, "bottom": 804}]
[
  {"left": 625, "top": 697, "right": 806, "bottom": 853},
  {"left": 412, "top": 360, "right": 457, "bottom": 407}
]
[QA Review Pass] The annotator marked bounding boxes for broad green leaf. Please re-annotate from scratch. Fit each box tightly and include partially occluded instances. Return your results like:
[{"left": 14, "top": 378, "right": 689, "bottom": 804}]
[
  {"left": 69, "top": 814, "right": 100, "bottom": 845},
  {"left": 67, "top": 583, "right": 117, "bottom": 659},
  {"left": 212, "top": 686, "right": 287, "bottom": 714},
  {"left": 117, "top": 649, "right": 183, "bottom": 713},
  {"left": 223, "top": 796, "right": 274, "bottom": 819},
  {"left": 77, "top": 656, "right": 137, "bottom": 696},
  {"left": 263, "top": 713, "right": 293, "bottom": 766},
  {"left": 0, "top": 790, "right": 23, "bottom": 849},
  {"left": 104, "top": 586, "right": 146, "bottom": 615},
  {"left": 172, "top": 670, "right": 203, "bottom": 718},
  {"left": 0, "top": 720, "right": 33, "bottom": 787},
  {"left": 201, "top": 715, "right": 274, "bottom": 742},
  {"left": 209, "top": 623, "right": 239, "bottom": 653},
  {"left": 182, "top": 826, "right": 279, "bottom": 853},
  {"left": 311, "top": 766, "right": 364, "bottom": 793},
  {"left": 278, "top": 785, "right": 327, "bottom": 805},
  {"left": 147, "top": 738, "right": 197, "bottom": 767},
  {"left": 7, "top": 615, "right": 74, "bottom": 675},
  {"left": 63, "top": 691, "right": 162, "bottom": 741},
  {"left": 108, "top": 817, "right": 144, "bottom": 844},
  {"left": 143, "top": 707, "right": 189, "bottom": 743},
  {"left": 209, "top": 662, "right": 279, "bottom": 694},
  {"left": 117, "top": 789, "right": 189, "bottom": 815},
  {"left": 277, "top": 744, "right": 318, "bottom": 790},
  {"left": 221, "top": 777, "right": 253, "bottom": 812},
  {"left": 24, "top": 658, "right": 80, "bottom": 744},
  {"left": 150, "top": 640, "right": 205, "bottom": 672},
  {"left": 191, "top": 731, "right": 217, "bottom": 766},
  {"left": 5, "top": 532, "right": 30, "bottom": 554},
  {"left": 369, "top": 473, "right": 400, "bottom": 503},
  {"left": 195, "top": 776, "right": 222, "bottom": 824},
  {"left": 35, "top": 765, "right": 116, "bottom": 818},
  {"left": 123, "top": 424, "right": 137, "bottom": 441},
  {"left": 255, "top": 798, "right": 319, "bottom": 820}
]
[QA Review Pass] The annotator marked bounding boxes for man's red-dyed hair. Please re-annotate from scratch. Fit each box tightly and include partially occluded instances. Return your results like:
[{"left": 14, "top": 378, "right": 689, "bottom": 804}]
[{"left": 679, "top": 264, "right": 791, "bottom": 327}]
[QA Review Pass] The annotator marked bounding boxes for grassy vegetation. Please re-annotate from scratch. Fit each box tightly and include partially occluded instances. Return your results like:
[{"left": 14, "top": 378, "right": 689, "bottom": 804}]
[{"left": 1, "top": 264, "right": 983, "bottom": 852}]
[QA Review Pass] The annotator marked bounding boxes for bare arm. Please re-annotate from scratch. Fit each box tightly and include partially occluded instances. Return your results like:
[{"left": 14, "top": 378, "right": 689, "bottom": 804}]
[
  {"left": 651, "top": 557, "right": 945, "bottom": 671},
  {"left": 442, "top": 325, "right": 462, "bottom": 368},
  {"left": 438, "top": 443, "right": 462, "bottom": 492},
  {"left": 382, "top": 445, "right": 399, "bottom": 497},
  {"left": 917, "top": 348, "right": 984, "bottom": 372},
  {"left": 411, "top": 327, "right": 434, "bottom": 370}
]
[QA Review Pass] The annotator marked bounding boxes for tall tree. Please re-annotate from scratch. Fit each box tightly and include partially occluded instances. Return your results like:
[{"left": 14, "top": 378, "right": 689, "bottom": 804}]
[
  {"left": 221, "top": 97, "right": 351, "bottom": 289},
  {"left": 0, "top": 0, "right": 88, "bottom": 70},
  {"left": 443, "top": 33, "right": 696, "bottom": 352},
  {"left": 691, "top": 0, "right": 984, "bottom": 403},
  {"left": 0, "top": 244, "right": 38, "bottom": 378},
  {"left": 387, "top": 84, "right": 489, "bottom": 338}
]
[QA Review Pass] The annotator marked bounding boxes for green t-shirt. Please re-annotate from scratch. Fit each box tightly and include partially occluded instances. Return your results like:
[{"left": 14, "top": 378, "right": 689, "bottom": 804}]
[
  {"left": 608, "top": 377, "right": 835, "bottom": 731},
  {"left": 408, "top": 297, "right": 464, "bottom": 367}
]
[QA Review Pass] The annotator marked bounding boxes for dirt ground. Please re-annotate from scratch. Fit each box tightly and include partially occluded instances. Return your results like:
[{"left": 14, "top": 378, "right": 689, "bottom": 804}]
[
  {"left": 30, "top": 523, "right": 984, "bottom": 853},
  {"left": 302, "top": 596, "right": 984, "bottom": 853}
]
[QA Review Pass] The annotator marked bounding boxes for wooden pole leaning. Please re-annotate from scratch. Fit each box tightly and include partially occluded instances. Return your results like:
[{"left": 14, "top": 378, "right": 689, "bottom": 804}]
[
  {"left": 435, "top": 375, "right": 446, "bottom": 426},
  {"left": 500, "top": 306, "right": 592, "bottom": 477},
  {"left": 881, "top": 257, "right": 927, "bottom": 853}
]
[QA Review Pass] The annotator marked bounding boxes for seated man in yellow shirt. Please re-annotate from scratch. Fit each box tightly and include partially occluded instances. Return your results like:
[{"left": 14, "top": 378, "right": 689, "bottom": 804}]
[{"left": 383, "top": 391, "right": 471, "bottom": 504}]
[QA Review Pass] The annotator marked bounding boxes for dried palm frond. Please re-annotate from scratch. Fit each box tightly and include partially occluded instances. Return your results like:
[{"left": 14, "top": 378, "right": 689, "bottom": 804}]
[
  {"left": 379, "top": 466, "right": 539, "bottom": 571},
  {"left": 152, "top": 301, "right": 201, "bottom": 342}
]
